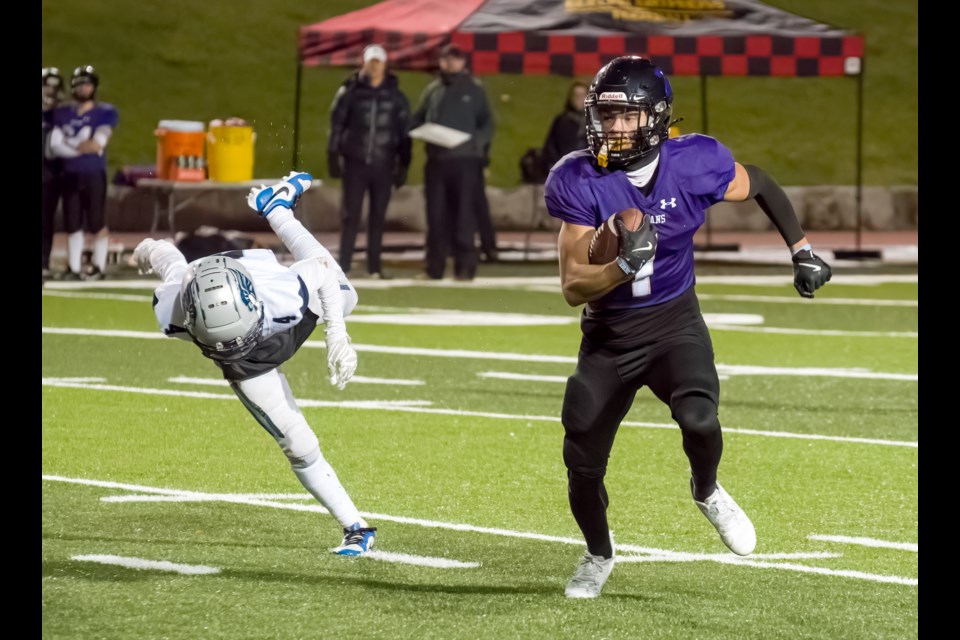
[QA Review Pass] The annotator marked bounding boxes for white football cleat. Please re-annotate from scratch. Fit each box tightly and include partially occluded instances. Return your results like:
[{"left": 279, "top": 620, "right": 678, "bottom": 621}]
[
  {"left": 693, "top": 480, "right": 756, "bottom": 556},
  {"left": 565, "top": 550, "right": 615, "bottom": 598},
  {"left": 247, "top": 171, "right": 313, "bottom": 217}
]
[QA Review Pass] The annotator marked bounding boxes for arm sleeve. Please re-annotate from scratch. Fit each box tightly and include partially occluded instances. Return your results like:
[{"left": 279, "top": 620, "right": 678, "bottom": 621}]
[
  {"left": 148, "top": 239, "right": 189, "bottom": 284},
  {"left": 744, "top": 164, "right": 805, "bottom": 246},
  {"left": 145, "top": 240, "right": 190, "bottom": 338},
  {"left": 315, "top": 265, "right": 348, "bottom": 343},
  {"left": 93, "top": 125, "right": 113, "bottom": 148},
  {"left": 49, "top": 127, "right": 80, "bottom": 158}
]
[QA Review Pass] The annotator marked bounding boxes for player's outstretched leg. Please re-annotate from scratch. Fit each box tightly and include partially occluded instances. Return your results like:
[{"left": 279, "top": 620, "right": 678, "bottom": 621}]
[{"left": 247, "top": 172, "right": 312, "bottom": 217}]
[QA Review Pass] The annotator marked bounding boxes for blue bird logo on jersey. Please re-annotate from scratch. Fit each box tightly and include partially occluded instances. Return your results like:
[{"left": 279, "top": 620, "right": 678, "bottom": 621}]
[{"left": 231, "top": 268, "right": 258, "bottom": 311}]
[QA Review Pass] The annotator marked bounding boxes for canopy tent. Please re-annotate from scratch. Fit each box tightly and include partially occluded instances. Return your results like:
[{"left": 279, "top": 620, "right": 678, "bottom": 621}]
[{"left": 295, "top": 0, "right": 871, "bottom": 253}]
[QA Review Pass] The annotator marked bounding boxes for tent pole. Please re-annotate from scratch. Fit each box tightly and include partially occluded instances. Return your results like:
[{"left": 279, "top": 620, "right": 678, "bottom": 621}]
[
  {"left": 694, "top": 73, "right": 738, "bottom": 253},
  {"left": 855, "top": 64, "right": 864, "bottom": 252},
  {"left": 292, "top": 58, "right": 304, "bottom": 170},
  {"left": 834, "top": 58, "right": 879, "bottom": 260}
]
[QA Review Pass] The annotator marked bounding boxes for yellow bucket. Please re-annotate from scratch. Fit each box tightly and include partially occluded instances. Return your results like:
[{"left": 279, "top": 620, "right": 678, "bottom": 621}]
[{"left": 207, "top": 125, "right": 255, "bottom": 182}]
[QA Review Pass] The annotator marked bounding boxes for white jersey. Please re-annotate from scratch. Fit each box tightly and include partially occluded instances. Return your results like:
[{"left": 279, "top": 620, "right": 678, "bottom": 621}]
[{"left": 153, "top": 249, "right": 335, "bottom": 341}]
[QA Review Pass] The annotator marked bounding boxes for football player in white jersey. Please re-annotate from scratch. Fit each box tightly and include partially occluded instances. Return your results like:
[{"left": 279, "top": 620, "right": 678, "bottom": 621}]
[{"left": 133, "top": 172, "right": 376, "bottom": 556}]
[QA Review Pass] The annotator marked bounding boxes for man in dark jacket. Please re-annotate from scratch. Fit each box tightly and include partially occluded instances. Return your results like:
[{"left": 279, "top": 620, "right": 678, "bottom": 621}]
[
  {"left": 411, "top": 44, "right": 495, "bottom": 280},
  {"left": 328, "top": 44, "right": 411, "bottom": 278}
]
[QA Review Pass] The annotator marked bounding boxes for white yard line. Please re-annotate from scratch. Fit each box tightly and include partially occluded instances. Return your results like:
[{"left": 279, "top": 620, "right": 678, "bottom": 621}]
[
  {"left": 808, "top": 535, "right": 918, "bottom": 552},
  {"left": 42, "top": 274, "right": 919, "bottom": 292},
  {"left": 45, "top": 475, "right": 915, "bottom": 586},
  {"left": 42, "top": 328, "right": 918, "bottom": 376},
  {"left": 710, "top": 325, "right": 918, "bottom": 338},
  {"left": 71, "top": 554, "right": 220, "bottom": 575},
  {"left": 363, "top": 551, "right": 479, "bottom": 569},
  {"left": 40, "top": 378, "right": 918, "bottom": 448},
  {"left": 697, "top": 293, "right": 917, "bottom": 307},
  {"left": 102, "top": 493, "right": 311, "bottom": 502},
  {"left": 43, "top": 290, "right": 153, "bottom": 303},
  {"left": 480, "top": 365, "right": 918, "bottom": 382}
]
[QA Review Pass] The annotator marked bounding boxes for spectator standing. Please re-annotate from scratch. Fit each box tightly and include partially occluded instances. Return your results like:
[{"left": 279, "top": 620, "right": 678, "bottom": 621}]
[
  {"left": 328, "top": 44, "right": 411, "bottom": 279},
  {"left": 542, "top": 81, "right": 588, "bottom": 171},
  {"left": 411, "top": 44, "right": 494, "bottom": 280}
]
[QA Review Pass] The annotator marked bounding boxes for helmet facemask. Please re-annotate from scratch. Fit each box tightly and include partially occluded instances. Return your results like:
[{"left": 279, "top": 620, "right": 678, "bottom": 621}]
[{"left": 586, "top": 98, "right": 671, "bottom": 169}]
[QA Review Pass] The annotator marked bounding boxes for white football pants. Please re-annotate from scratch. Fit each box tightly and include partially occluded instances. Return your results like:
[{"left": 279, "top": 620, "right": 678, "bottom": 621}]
[{"left": 230, "top": 368, "right": 362, "bottom": 529}]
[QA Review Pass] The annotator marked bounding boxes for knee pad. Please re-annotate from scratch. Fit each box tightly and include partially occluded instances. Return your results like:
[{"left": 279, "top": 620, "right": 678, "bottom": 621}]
[
  {"left": 276, "top": 418, "right": 321, "bottom": 468},
  {"left": 672, "top": 394, "right": 720, "bottom": 437},
  {"left": 253, "top": 399, "right": 321, "bottom": 467}
]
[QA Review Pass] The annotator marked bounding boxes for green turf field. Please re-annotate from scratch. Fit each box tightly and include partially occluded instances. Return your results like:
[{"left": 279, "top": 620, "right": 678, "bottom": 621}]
[
  {"left": 41, "top": 0, "right": 918, "bottom": 187},
  {"left": 42, "top": 273, "right": 918, "bottom": 638}
]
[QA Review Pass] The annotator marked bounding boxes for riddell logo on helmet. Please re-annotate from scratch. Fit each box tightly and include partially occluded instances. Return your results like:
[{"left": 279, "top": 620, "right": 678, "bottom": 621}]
[{"left": 599, "top": 92, "right": 628, "bottom": 101}]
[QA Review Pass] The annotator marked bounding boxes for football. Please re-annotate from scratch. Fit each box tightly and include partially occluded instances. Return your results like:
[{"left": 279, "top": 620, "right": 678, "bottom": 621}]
[{"left": 588, "top": 208, "right": 645, "bottom": 265}]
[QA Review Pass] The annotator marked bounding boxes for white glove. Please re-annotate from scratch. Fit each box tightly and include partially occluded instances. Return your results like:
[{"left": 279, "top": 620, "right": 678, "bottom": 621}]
[
  {"left": 132, "top": 238, "right": 160, "bottom": 275},
  {"left": 327, "top": 337, "right": 357, "bottom": 390}
]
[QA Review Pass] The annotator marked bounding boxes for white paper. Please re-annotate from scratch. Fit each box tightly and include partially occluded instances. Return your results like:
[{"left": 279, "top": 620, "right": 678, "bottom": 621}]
[{"left": 409, "top": 123, "right": 472, "bottom": 149}]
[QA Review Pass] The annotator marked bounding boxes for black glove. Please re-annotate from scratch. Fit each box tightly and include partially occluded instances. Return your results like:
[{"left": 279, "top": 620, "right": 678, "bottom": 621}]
[
  {"left": 615, "top": 216, "right": 658, "bottom": 276},
  {"left": 327, "top": 151, "right": 343, "bottom": 180},
  {"left": 792, "top": 248, "right": 832, "bottom": 298},
  {"left": 392, "top": 164, "right": 408, "bottom": 189}
]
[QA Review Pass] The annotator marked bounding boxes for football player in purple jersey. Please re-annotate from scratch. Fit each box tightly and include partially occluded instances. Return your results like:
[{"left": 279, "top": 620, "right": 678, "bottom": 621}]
[
  {"left": 545, "top": 56, "right": 831, "bottom": 598},
  {"left": 49, "top": 65, "right": 118, "bottom": 280},
  {"left": 42, "top": 67, "right": 64, "bottom": 280}
]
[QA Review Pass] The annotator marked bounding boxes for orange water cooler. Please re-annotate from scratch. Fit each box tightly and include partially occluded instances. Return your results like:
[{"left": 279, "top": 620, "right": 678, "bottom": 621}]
[{"left": 155, "top": 120, "right": 206, "bottom": 181}]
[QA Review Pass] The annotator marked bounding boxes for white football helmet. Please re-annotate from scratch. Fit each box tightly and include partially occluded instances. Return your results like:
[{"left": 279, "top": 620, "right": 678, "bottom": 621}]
[{"left": 180, "top": 255, "right": 264, "bottom": 361}]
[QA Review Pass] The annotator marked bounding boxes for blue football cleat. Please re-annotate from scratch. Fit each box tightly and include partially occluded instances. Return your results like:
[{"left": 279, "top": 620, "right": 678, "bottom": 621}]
[
  {"left": 247, "top": 171, "right": 313, "bottom": 217},
  {"left": 331, "top": 521, "right": 377, "bottom": 557}
]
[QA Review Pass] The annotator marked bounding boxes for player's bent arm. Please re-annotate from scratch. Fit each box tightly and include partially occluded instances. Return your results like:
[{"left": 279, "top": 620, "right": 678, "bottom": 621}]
[
  {"left": 135, "top": 238, "right": 188, "bottom": 284},
  {"left": 314, "top": 263, "right": 349, "bottom": 343},
  {"left": 49, "top": 126, "right": 80, "bottom": 159},
  {"left": 723, "top": 161, "right": 809, "bottom": 252},
  {"left": 558, "top": 222, "right": 631, "bottom": 307}
]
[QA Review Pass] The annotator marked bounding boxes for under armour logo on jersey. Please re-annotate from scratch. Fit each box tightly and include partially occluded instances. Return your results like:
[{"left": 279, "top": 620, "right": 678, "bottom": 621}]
[{"left": 660, "top": 198, "right": 677, "bottom": 210}]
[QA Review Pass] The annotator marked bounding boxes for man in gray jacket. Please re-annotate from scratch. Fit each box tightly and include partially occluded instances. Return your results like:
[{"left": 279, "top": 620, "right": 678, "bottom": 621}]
[{"left": 411, "top": 44, "right": 494, "bottom": 280}]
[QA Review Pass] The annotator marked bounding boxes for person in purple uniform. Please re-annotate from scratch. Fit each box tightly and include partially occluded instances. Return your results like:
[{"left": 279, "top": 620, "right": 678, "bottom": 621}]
[
  {"left": 547, "top": 57, "right": 832, "bottom": 599},
  {"left": 42, "top": 67, "right": 65, "bottom": 281},
  {"left": 49, "top": 65, "right": 118, "bottom": 280}
]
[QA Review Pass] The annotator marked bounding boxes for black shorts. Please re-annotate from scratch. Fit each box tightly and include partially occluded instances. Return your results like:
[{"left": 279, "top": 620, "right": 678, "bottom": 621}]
[
  {"left": 561, "top": 286, "right": 721, "bottom": 472},
  {"left": 62, "top": 171, "right": 107, "bottom": 233},
  {"left": 578, "top": 285, "right": 717, "bottom": 399}
]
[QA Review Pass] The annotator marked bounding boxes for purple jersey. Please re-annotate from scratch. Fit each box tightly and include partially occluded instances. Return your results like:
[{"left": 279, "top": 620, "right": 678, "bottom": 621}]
[
  {"left": 545, "top": 134, "right": 735, "bottom": 311},
  {"left": 52, "top": 102, "right": 119, "bottom": 174}
]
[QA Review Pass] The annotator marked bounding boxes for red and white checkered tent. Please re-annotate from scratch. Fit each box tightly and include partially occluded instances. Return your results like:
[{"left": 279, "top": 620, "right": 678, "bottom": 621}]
[{"left": 299, "top": 0, "right": 864, "bottom": 77}]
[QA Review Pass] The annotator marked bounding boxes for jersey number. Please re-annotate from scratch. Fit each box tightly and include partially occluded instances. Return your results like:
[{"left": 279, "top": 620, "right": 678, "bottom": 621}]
[{"left": 630, "top": 259, "right": 655, "bottom": 297}]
